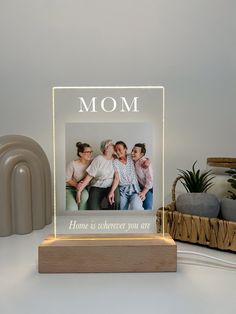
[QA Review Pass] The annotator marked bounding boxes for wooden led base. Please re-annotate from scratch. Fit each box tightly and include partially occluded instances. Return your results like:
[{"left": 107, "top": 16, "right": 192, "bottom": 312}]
[{"left": 38, "top": 233, "right": 177, "bottom": 273}]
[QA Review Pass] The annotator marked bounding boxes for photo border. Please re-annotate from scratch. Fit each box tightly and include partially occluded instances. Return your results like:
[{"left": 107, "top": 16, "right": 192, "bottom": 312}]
[{"left": 52, "top": 86, "right": 165, "bottom": 238}]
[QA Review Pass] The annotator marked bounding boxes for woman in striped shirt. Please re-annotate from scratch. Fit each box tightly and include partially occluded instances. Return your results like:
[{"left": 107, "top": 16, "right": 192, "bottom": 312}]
[{"left": 108, "top": 141, "right": 143, "bottom": 210}]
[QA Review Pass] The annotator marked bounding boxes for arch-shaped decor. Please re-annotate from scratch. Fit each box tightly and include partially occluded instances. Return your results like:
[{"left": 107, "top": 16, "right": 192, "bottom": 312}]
[{"left": 0, "top": 135, "right": 52, "bottom": 236}]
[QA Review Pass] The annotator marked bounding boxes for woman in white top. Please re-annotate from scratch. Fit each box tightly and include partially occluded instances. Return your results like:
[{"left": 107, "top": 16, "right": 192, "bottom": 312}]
[
  {"left": 131, "top": 143, "right": 153, "bottom": 209},
  {"left": 77, "top": 140, "right": 120, "bottom": 210},
  {"left": 66, "top": 142, "right": 93, "bottom": 210}
]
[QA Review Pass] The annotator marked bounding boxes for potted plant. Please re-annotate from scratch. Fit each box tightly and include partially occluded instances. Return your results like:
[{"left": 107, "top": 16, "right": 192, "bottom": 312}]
[
  {"left": 176, "top": 161, "right": 220, "bottom": 218},
  {"left": 220, "top": 168, "right": 236, "bottom": 222}
]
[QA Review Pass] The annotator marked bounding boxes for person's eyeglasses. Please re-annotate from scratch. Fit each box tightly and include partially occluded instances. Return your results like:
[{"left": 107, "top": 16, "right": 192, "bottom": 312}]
[{"left": 83, "top": 151, "right": 93, "bottom": 154}]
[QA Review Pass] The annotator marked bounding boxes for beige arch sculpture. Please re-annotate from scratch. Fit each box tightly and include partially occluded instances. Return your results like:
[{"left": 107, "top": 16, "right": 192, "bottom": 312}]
[{"left": 0, "top": 135, "right": 52, "bottom": 236}]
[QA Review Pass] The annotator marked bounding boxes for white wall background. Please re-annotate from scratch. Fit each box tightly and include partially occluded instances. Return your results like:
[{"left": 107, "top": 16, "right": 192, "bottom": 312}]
[
  {"left": 65, "top": 122, "right": 153, "bottom": 164},
  {"left": 0, "top": 0, "right": 235, "bottom": 203}
]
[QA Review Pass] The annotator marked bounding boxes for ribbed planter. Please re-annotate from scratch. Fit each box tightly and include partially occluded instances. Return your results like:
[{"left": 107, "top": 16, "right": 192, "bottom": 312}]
[
  {"left": 221, "top": 198, "right": 236, "bottom": 222},
  {"left": 0, "top": 135, "right": 52, "bottom": 236},
  {"left": 176, "top": 193, "right": 220, "bottom": 218}
]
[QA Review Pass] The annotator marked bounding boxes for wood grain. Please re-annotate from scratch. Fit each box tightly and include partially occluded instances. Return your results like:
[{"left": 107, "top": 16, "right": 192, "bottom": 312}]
[
  {"left": 207, "top": 157, "right": 236, "bottom": 168},
  {"left": 38, "top": 233, "right": 177, "bottom": 273}
]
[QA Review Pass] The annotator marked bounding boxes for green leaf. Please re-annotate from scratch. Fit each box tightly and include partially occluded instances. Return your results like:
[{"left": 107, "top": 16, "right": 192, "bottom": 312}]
[
  {"left": 228, "top": 191, "right": 236, "bottom": 199},
  {"left": 177, "top": 161, "right": 214, "bottom": 192},
  {"left": 226, "top": 170, "right": 236, "bottom": 175},
  {"left": 228, "top": 179, "right": 236, "bottom": 184}
]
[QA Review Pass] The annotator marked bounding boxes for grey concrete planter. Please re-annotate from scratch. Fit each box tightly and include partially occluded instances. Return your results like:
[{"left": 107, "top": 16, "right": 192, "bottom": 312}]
[
  {"left": 176, "top": 193, "right": 220, "bottom": 218},
  {"left": 220, "top": 198, "right": 236, "bottom": 222}
]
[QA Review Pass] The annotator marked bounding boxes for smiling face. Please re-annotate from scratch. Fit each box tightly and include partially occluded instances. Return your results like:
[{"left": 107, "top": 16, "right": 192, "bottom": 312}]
[
  {"left": 115, "top": 144, "right": 127, "bottom": 159},
  {"left": 80, "top": 147, "right": 93, "bottom": 161},
  {"left": 131, "top": 146, "right": 144, "bottom": 161},
  {"left": 107, "top": 143, "right": 115, "bottom": 153},
  {"left": 104, "top": 143, "right": 114, "bottom": 156}
]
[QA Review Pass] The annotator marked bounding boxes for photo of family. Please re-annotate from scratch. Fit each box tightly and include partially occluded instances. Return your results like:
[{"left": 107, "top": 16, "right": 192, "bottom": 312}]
[{"left": 65, "top": 123, "right": 154, "bottom": 211}]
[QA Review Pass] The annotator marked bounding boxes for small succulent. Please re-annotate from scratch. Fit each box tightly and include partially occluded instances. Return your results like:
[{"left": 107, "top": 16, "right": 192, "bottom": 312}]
[
  {"left": 225, "top": 168, "right": 236, "bottom": 199},
  {"left": 178, "top": 161, "right": 215, "bottom": 193}
]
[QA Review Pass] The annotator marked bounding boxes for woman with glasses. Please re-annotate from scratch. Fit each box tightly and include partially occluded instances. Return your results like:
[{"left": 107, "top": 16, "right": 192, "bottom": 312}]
[
  {"left": 77, "top": 139, "right": 120, "bottom": 210},
  {"left": 66, "top": 142, "right": 93, "bottom": 210}
]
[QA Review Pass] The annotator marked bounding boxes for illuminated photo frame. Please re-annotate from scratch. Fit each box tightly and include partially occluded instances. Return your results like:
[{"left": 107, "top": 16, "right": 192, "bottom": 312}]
[{"left": 52, "top": 86, "right": 165, "bottom": 237}]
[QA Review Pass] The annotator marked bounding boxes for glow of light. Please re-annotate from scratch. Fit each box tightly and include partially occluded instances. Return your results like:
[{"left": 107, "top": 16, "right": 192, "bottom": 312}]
[
  {"left": 52, "top": 86, "right": 166, "bottom": 239},
  {"left": 52, "top": 87, "right": 57, "bottom": 239},
  {"left": 162, "top": 87, "right": 165, "bottom": 238},
  {"left": 45, "top": 233, "right": 172, "bottom": 243}
]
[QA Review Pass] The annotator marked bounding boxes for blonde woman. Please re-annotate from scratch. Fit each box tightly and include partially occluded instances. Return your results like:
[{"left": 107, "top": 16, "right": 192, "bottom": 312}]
[{"left": 77, "top": 140, "right": 120, "bottom": 210}]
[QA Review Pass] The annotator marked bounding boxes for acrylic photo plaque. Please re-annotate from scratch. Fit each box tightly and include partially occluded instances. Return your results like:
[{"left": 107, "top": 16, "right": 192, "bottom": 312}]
[{"left": 53, "top": 86, "right": 165, "bottom": 236}]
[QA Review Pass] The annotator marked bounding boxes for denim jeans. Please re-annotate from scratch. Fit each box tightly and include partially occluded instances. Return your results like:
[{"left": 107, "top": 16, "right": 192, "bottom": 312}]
[
  {"left": 119, "top": 185, "right": 143, "bottom": 210},
  {"left": 143, "top": 188, "right": 153, "bottom": 210}
]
